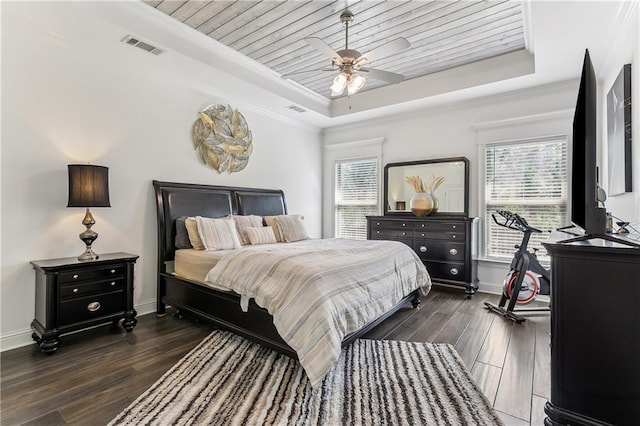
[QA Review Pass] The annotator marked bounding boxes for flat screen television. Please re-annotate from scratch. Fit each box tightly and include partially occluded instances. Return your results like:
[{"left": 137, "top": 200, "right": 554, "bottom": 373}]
[{"left": 570, "top": 49, "right": 607, "bottom": 235}]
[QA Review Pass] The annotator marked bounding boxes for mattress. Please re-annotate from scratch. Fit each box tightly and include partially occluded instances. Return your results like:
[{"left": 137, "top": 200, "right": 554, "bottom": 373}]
[{"left": 173, "top": 249, "right": 233, "bottom": 286}]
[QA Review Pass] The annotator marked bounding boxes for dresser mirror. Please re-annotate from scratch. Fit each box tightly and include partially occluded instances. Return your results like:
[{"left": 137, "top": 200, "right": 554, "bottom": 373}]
[{"left": 384, "top": 157, "right": 469, "bottom": 216}]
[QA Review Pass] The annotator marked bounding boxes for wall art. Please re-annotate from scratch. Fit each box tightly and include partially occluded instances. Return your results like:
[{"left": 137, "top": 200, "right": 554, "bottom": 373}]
[{"left": 191, "top": 104, "right": 253, "bottom": 173}]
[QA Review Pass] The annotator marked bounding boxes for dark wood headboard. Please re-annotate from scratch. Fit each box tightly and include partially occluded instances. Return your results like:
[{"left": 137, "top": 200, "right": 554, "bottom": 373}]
[{"left": 152, "top": 180, "right": 287, "bottom": 266}]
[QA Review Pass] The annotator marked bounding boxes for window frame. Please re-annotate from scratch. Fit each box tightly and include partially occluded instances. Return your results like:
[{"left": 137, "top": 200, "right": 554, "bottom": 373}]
[
  {"left": 480, "top": 134, "right": 570, "bottom": 262},
  {"left": 333, "top": 155, "right": 380, "bottom": 240}
]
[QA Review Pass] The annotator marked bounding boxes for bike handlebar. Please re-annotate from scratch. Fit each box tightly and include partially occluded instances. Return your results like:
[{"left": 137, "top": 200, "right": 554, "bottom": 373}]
[{"left": 491, "top": 209, "right": 542, "bottom": 233}]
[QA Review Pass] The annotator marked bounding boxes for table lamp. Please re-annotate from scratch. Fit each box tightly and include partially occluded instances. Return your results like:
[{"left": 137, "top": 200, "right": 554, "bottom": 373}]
[{"left": 67, "top": 164, "right": 111, "bottom": 261}]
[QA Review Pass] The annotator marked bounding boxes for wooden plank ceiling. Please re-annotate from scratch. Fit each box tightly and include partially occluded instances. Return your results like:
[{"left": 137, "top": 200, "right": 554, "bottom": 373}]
[{"left": 143, "top": 0, "right": 526, "bottom": 99}]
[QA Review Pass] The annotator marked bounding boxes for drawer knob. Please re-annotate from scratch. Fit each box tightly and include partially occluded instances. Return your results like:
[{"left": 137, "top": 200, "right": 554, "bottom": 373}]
[
  {"left": 452, "top": 225, "right": 456, "bottom": 229},
  {"left": 419, "top": 246, "right": 427, "bottom": 253},
  {"left": 452, "top": 235, "right": 457, "bottom": 239},
  {"left": 73, "top": 288, "right": 79, "bottom": 293},
  {"left": 402, "top": 223, "right": 406, "bottom": 227},
  {"left": 449, "top": 248, "right": 458, "bottom": 256},
  {"left": 110, "top": 281, "right": 116, "bottom": 286},
  {"left": 110, "top": 269, "right": 116, "bottom": 274},
  {"left": 421, "top": 233, "right": 425, "bottom": 237},
  {"left": 87, "top": 302, "right": 101, "bottom": 312},
  {"left": 72, "top": 274, "right": 79, "bottom": 279},
  {"left": 421, "top": 224, "right": 425, "bottom": 227},
  {"left": 402, "top": 232, "right": 406, "bottom": 236},
  {"left": 450, "top": 268, "right": 459, "bottom": 276},
  {"left": 376, "top": 222, "right": 380, "bottom": 226},
  {"left": 376, "top": 230, "right": 380, "bottom": 234}
]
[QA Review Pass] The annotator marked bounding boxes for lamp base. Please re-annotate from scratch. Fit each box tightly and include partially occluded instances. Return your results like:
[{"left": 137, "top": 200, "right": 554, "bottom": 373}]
[
  {"left": 78, "top": 248, "right": 99, "bottom": 262},
  {"left": 78, "top": 208, "right": 99, "bottom": 261}
]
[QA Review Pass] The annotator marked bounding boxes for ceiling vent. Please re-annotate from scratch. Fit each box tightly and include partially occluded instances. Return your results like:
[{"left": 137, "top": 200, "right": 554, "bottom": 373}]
[
  {"left": 121, "top": 35, "right": 163, "bottom": 55},
  {"left": 287, "top": 105, "right": 306, "bottom": 113}
]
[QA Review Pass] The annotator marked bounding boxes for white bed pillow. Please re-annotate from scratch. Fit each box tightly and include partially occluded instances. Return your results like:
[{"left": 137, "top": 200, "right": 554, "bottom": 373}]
[
  {"left": 226, "top": 215, "right": 263, "bottom": 246},
  {"left": 196, "top": 216, "right": 242, "bottom": 251},
  {"left": 184, "top": 217, "right": 205, "bottom": 250},
  {"left": 274, "top": 215, "right": 309, "bottom": 242},
  {"left": 246, "top": 226, "right": 277, "bottom": 245}
]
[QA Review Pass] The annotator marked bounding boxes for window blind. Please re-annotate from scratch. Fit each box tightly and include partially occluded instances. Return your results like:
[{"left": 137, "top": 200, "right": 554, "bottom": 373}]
[
  {"left": 484, "top": 138, "right": 568, "bottom": 259},
  {"left": 335, "top": 157, "right": 378, "bottom": 240}
]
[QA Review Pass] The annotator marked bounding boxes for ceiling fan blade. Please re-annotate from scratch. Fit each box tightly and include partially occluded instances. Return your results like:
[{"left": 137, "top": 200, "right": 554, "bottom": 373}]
[
  {"left": 360, "top": 68, "right": 406, "bottom": 84},
  {"left": 305, "top": 37, "right": 343, "bottom": 65},
  {"left": 281, "top": 68, "right": 335, "bottom": 79},
  {"left": 355, "top": 37, "right": 410, "bottom": 65}
]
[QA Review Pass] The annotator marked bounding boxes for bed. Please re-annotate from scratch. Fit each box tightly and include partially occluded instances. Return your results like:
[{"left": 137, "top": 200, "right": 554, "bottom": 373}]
[{"left": 153, "top": 180, "right": 429, "bottom": 385}]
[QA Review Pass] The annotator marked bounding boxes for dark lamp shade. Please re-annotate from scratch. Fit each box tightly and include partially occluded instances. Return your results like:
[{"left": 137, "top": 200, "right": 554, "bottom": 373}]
[{"left": 67, "top": 164, "right": 111, "bottom": 208}]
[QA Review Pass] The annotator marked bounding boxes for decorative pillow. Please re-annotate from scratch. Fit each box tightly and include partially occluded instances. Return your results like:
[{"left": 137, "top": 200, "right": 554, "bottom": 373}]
[
  {"left": 226, "top": 215, "right": 263, "bottom": 245},
  {"left": 274, "top": 215, "right": 309, "bottom": 242},
  {"left": 174, "top": 216, "right": 192, "bottom": 249},
  {"left": 264, "top": 216, "right": 284, "bottom": 242},
  {"left": 184, "top": 217, "right": 205, "bottom": 250},
  {"left": 246, "top": 226, "right": 277, "bottom": 245},
  {"left": 196, "top": 216, "right": 242, "bottom": 251}
]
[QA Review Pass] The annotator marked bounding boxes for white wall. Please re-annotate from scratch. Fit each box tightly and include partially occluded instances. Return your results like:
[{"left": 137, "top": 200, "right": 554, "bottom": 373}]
[
  {"left": 598, "top": 4, "right": 640, "bottom": 226},
  {"left": 0, "top": 2, "right": 322, "bottom": 350}
]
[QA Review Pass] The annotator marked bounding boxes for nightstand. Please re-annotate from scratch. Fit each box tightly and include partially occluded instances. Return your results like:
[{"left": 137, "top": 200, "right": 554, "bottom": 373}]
[{"left": 30, "top": 252, "right": 139, "bottom": 353}]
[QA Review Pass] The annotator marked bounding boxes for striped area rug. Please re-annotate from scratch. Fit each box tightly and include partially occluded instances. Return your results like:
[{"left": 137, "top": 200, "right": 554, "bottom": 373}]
[{"left": 109, "top": 330, "right": 503, "bottom": 425}]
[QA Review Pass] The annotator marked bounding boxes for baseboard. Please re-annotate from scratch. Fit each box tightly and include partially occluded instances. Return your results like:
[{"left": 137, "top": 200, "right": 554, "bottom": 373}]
[
  {"left": 477, "top": 282, "right": 503, "bottom": 295},
  {"left": 0, "top": 298, "right": 158, "bottom": 352}
]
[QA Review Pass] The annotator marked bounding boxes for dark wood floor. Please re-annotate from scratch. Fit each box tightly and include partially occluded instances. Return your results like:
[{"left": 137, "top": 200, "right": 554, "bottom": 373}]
[{"left": 1, "top": 288, "right": 550, "bottom": 425}]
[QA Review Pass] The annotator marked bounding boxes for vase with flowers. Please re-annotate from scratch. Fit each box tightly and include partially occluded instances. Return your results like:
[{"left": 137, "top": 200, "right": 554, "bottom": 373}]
[{"left": 404, "top": 175, "right": 445, "bottom": 217}]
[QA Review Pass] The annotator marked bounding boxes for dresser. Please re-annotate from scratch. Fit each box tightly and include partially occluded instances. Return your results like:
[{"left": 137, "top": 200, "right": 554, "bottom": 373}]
[
  {"left": 542, "top": 238, "right": 640, "bottom": 425},
  {"left": 30, "top": 252, "right": 138, "bottom": 353},
  {"left": 367, "top": 216, "right": 478, "bottom": 297}
]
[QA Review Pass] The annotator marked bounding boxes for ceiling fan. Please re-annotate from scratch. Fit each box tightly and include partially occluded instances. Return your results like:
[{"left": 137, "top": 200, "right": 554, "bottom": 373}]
[{"left": 282, "top": 10, "right": 410, "bottom": 97}]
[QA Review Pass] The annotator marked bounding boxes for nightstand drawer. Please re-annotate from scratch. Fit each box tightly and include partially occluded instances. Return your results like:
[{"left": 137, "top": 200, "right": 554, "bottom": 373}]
[
  {"left": 60, "top": 278, "right": 125, "bottom": 299},
  {"left": 59, "top": 266, "right": 124, "bottom": 284},
  {"left": 59, "top": 291, "right": 124, "bottom": 325}
]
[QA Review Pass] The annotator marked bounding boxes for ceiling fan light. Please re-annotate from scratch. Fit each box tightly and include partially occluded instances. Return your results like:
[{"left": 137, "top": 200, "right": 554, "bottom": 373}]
[
  {"left": 347, "top": 73, "right": 366, "bottom": 95},
  {"left": 330, "top": 73, "right": 347, "bottom": 96}
]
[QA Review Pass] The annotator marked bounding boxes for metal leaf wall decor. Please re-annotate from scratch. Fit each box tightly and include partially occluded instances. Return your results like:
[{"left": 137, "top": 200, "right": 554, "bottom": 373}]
[{"left": 191, "top": 104, "right": 253, "bottom": 173}]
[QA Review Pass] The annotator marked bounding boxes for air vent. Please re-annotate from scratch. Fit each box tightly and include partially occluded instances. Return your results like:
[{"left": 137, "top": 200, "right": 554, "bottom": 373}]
[
  {"left": 121, "top": 35, "right": 163, "bottom": 55},
  {"left": 287, "top": 105, "right": 306, "bottom": 113}
]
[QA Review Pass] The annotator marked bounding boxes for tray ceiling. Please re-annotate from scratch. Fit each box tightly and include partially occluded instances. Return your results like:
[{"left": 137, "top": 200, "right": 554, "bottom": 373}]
[{"left": 142, "top": 0, "right": 527, "bottom": 99}]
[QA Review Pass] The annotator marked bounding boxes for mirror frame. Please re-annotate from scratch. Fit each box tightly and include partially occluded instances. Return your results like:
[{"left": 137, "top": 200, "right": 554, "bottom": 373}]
[{"left": 383, "top": 156, "right": 470, "bottom": 217}]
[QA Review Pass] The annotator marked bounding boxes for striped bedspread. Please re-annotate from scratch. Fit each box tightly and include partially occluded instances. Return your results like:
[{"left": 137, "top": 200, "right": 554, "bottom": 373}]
[{"left": 204, "top": 238, "right": 431, "bottom": 388}]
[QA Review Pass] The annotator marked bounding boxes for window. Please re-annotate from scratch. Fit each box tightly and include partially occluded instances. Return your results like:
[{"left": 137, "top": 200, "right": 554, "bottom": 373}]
[
  {"left": 484, "top": 137, "right": 568, "bottom": 260},
  {"left": 334, "top": 157, "right": 378, "bottom": 239}
]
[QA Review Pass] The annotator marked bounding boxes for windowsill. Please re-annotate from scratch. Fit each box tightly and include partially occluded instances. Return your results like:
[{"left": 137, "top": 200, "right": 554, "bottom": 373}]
[{"left": 476, "top": 256, "right": 550, "bottom": 269}]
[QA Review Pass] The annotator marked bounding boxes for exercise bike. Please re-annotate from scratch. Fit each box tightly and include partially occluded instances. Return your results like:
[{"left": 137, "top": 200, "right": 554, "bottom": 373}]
[{"left": 484, "top": 210, "right": 551, "bottom": 323}]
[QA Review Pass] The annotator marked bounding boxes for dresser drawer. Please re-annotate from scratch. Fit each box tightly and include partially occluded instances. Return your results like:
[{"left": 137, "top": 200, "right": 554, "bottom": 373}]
[
  {"left": 59, "top": 265, "right": 125, "bottom": 284},
  {"left": 414, "top": 221, "right": 466, "bottom": 233},
  {"left": 414, "top": 240, "right": 465, "bottom": 261},
  {"left": 414, "top": 230, "right": 465, "bottom": 242},
  {"left": 60, "top": 278, "right": 125, "bottom": 299},
  {"left": 371, "top": 228, "right": 412, "bottom": 239},
  {"left": 59, "top": 291, "right": 125, "bottom": 325},
  {"left": 424, "top": 261, "right": 466, "bottom": 282},
  {"left": 369, "top": 219, "right": 412, "bottom": 230}
]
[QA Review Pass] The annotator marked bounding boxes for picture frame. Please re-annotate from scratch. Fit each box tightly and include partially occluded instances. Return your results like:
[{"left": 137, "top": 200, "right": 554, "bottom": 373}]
[{"left": 606, "top": 63, "right": 632, "bottom": 195}]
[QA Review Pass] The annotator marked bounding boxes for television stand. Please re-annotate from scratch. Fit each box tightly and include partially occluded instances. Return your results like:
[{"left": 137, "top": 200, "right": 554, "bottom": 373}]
[
  {"left": 558, "top": 232, "right": 640, "bottom": 248},
  {"left": 555, "top": 225, "right": 581, "bottom": 237}
]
